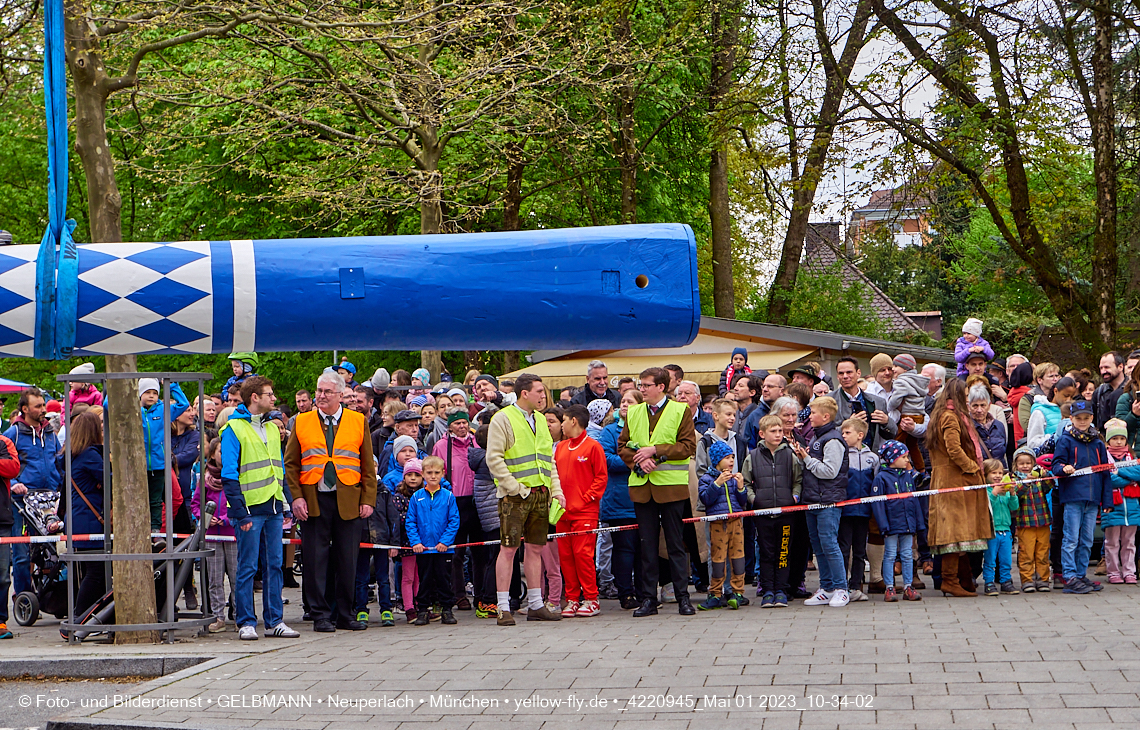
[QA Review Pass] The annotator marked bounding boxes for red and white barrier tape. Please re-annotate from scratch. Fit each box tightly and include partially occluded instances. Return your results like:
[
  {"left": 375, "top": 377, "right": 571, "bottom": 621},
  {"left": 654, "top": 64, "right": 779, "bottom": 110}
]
[{"left": 3, "top": 460, "right": 1123, "bottom": 550}]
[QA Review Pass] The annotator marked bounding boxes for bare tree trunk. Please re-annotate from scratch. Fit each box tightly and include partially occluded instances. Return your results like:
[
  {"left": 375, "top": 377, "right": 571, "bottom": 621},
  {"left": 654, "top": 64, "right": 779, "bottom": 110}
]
[
  {"left": 708, "top": 0, "right": 739, "bottom": 319},
  {"left": 66, "top": 0, "right": 157, "bottom": 643},
  {"left": 503, "top": 141, "right": 526, "bottom": 231},
  {"left": 766, "top": 0, "right": 872, "bottom": 325},
  {"left": 1089, "top": 0, "right": 1117, "bottom": 347}
]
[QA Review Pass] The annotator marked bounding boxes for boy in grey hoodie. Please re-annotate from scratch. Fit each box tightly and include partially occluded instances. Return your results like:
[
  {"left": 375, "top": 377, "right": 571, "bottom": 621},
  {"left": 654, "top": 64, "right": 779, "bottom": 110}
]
[{"left": 886, "top": 354, "right": 930, "bottom": 472}]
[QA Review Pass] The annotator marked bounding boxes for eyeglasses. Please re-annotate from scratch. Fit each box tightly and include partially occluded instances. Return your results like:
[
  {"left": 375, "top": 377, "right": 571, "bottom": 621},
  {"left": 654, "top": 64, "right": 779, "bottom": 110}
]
[{"left": 315, "top": 388, "right": 338, "bottom": 396}]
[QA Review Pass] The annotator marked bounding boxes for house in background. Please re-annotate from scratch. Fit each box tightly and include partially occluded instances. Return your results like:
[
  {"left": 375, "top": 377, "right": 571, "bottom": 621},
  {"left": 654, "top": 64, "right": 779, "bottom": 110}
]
[
  {"left": 846, "top": 186, "right": 935, "bottom": 254},
  {"left": 801, "top": 222, "right": 924, "bottom": 335}
]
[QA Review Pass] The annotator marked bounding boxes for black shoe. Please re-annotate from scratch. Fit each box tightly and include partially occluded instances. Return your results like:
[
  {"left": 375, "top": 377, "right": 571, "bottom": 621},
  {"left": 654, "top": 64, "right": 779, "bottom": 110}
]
[
  {"left": 283, "top": 576, "right": 300, "bottom": 589},
  {"left": 313, "top": 619, "right": 335, "bottom": 633},
  {"left": 413, "top": 612, "right": 430, "bottom": 626},
  {"left": 677, "top": 594, "right": 695, "bottom": 616},
  {"left": 337, "top": 620, "right": 367, "bottom": 631},
  {"left": 441, "top": 608, "right": 457, "bottom": 625},
  {"left": 302, "top": 612, "right": 313, "bottom": 622},
  {"left": 791, "top": 586, "right": 813, "bottom": 599},
  {"left": 253, "top": 580, "right": 263, "bottom": 592},
  {"left": 619, "top": 595, "right": 639, "bottom": 610},
  {"left": 693, "top": 582, "right": 709, "bottom": 594},
  {"left": 599, "top": 583, "right": 620, "bottom": 600},
  {"left": 632, "top": 598, "right": 658, "bottom": 617}
]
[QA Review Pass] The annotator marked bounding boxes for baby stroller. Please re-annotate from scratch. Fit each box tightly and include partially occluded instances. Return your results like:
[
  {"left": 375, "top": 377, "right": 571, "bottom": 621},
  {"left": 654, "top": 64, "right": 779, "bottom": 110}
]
[
  {"left": 12, "top": 490, "right": 70, "bottom": 626},
  {"left": 67, "top": 501, "right": 215, "bottom": 642}
]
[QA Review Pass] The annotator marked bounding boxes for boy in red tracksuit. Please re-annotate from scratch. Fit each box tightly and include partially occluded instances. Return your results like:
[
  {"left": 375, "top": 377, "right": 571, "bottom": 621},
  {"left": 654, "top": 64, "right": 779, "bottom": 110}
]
[{"left": 554, "top": 404, "right": 608, "bottom": 618}]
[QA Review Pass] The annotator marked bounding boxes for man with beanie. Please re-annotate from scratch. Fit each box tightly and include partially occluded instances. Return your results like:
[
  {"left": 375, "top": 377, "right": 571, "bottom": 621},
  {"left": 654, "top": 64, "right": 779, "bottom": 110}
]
[
  {"left": 571, "top": 360, "right": 621, "bottom": 409},
  {"left": 139, "top": 377, "right": 189, "bottom": 531},
  {"left": 472, "top": 375, "right": 515, "bottom": 427},
  {"left": 829, "top": 357, "right": 897, "bottom": 453},
  {"left": 433, "top": 409, "right": 482, "bottom": 610},
  {"left": 864, "top": 353, "right": 895, "bottom": 400},
  {"left": 220, "top": 376, "right": 300, "bottom": 640}
]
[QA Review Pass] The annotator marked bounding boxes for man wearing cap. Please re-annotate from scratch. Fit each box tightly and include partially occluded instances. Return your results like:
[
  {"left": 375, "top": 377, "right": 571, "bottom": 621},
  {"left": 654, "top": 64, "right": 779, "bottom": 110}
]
[
  {"left": 138, "top": 377, "right": 189, "bottom": 531},
  {"left": 788, "top": 364, "right": 822, "bottom": 389},
  {"left": 571, "top": 360, "right": 622, "bottom": 409},
  {"left": 619, "top": 367, "right": 699, "bottom": 617},
  {"left": 957, "top": 350, "right": 990, "bottom": 382},
  {"left": 376, "top": 410, "right": 425, "bottom": 481},
  {"left": 433, "top": 409, "right": 482, "bottom": 610},
  {"left": 285, "top": 369, "right": 377, "bottom": 633},
  {"left": 220, "top": 376, "right": 300, "bottom": 640}
]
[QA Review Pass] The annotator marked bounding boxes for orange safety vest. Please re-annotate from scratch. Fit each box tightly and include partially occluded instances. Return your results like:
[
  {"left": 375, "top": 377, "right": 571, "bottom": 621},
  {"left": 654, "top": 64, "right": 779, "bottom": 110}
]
[{"left": 295, "top": 409, "right": 365, "bottom": 486}]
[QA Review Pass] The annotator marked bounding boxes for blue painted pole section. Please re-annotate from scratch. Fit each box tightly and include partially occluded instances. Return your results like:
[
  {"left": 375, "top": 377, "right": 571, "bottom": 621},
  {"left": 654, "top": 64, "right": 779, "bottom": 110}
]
[{"left": 0, "top": 224, "right": 700, "bottom": 357}]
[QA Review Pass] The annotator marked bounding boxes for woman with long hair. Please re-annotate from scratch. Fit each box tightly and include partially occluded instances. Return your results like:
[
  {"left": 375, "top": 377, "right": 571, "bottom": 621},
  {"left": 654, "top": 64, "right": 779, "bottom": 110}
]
[
  {"left": 926, "top": 378, "right": 993, "bottom": 597},
  {"left": 56, "top": 411, "right": 107, "bottom": 615}
]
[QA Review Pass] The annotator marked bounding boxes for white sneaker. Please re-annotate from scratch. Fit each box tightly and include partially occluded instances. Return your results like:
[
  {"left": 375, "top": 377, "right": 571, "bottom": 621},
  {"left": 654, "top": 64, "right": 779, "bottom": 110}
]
[
  {"left": 660, "top": 585, "right": 676, "bottom": 604},
  {"left": 850, "top": 589, "right": 869, "bottom": 602},
  {"left": 576, "top": 599, "right": 600, "bottom": 617},
  {"left": 267, "top": 622, "right": 300, "bottom": 638},
  {"left": 238, "top": 626, "right": 259, "bottom": 641},
  {"left": 804, "top": 589, "right": 833, "bottom": 606},
  {"left": 829, "top": 589, "right": 851, "bottom": 607}
]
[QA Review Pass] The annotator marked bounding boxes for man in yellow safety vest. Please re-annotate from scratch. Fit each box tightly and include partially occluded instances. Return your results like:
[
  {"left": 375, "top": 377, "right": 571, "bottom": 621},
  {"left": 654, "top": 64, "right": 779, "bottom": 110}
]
[
  {"left": 618, "top": 367, "right": 698, "bottom": 617},
  {"left": 220, "top": 376, "right": 300, "bottom": 640},
  {"left": 486, "top": 373, "right": 566, "bottom": 626}
]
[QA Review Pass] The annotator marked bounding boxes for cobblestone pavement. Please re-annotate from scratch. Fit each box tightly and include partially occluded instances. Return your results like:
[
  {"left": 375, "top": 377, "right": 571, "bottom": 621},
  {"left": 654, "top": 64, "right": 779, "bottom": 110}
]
[{"left": 13, "top": 572, "right": 1140, "bottom": 730}]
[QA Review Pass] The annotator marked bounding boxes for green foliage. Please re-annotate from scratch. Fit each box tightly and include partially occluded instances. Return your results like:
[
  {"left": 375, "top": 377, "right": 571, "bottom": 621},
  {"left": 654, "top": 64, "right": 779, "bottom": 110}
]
[
  {"left": 741, "top": 263, "right": 888, "bottom": 339},
  {"left": 945, "top": 209, "right": 1054, "bottom": 316},
  {"left": 857, "top": 225, "right": 945, "bottom": 313}
]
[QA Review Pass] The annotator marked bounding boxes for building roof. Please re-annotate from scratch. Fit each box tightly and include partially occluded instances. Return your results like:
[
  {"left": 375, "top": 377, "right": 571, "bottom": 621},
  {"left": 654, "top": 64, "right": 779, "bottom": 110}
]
[
  {"left": 801, "top": 222, "right": 921, "bottom": 333},
  {"left": 516, "top": 315, "right": 954, "bottom": 389},
  {"left": 853, "top": 187, "right": 935, "bottom": 214}
]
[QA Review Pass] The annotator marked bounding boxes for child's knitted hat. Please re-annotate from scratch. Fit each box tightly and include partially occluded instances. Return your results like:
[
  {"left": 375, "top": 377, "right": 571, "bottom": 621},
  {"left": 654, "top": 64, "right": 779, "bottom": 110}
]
[
  {"left": 893, "top": 353, "right": 916, "bottom": 371},
  {"left": 709, "top": 440, "right": 735, "bottom": 469},
  {"left": 1105, "top": 418, "right": 1128, "bottom": 442},
  {"left": 878, "top": 440, "right": 909, "bottom": 466},
  {"left": 962, "top": 318, "right": 983, "bottom": 337},
  {"left": 403, "top": 458, "right": 423, "bottom": 475}
]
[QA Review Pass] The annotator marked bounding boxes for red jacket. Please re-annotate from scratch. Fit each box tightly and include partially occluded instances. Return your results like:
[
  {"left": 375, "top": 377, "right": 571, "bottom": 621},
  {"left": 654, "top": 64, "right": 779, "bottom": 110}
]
[
  {"left": 554, "top": 433, "right": 607, "bottom": 519},
  {"left": 0, "top": 435, "right": 20, "bottom": 529}
]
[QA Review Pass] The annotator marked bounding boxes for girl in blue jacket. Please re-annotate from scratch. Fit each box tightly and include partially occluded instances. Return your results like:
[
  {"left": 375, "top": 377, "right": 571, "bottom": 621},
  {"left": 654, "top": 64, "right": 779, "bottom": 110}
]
[
  {"left": 870, "top": 441, "right": 925, "bottom": 602},
  {"left": 1104, "top": 419, "right": 1139, "bottom": 584}
]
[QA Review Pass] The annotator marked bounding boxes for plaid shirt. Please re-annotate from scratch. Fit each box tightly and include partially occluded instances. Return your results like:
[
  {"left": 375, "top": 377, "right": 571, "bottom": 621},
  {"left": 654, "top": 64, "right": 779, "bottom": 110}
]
[{"left": 1012, "top": 468, "right": 1053, "bottom": 527}]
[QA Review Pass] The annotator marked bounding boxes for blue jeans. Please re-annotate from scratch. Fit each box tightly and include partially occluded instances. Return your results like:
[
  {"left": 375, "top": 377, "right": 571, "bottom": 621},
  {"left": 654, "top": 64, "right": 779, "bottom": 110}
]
[
  {"left": 805, "top": 507, "right": 845, "bottom": 592},
  {"left": 10, "top": 508, "right": 29, "bottom": 595},
  {"left": 235, "top": 512, "right": 284, "bottom": 629},
  {"left": 354, "top": 549, "right": 392, "bottom": 614},
  {"left": 983, "top": 531, "right": 1013, "bottom": 584},
  {"left": 0, "top": 542, "right": 10, "bottom": 622},
  {"left": 883, "top": 534, "right": 914, "bottom": 585},
  {"left": 1061, "top": 500, "right": 1098, "bottom": 581}
]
